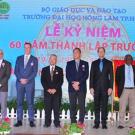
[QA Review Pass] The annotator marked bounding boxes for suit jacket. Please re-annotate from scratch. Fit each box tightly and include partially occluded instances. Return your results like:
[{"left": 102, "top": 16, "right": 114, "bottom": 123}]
[
  {"left": 15, "top": 55, "right": 38, "bottom": 85},
  {"left": 0, "top": 60, "right": 11, "bottom": 92},
  {"left": 116, "top": 65, "right": 135, "bottom": 98},
  {"left": 41, "top": 66, "right": 63, "bottom": 95},
  {"left": 66, "top": 60, "right": 89, "bottom": 93},
  {"left": 90, "top": 58, "right": 113, "bottom": 92}
]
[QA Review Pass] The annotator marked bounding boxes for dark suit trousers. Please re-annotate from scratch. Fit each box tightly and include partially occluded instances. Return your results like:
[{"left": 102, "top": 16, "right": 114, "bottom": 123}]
[
  {"left": 94, "top": 89, "right": 108, "bottom": 126},
  {"left": 59, "top": 90, "right": 62, "bottom": 108},
  {"left": 69, "top": 91, "right": 86, "bottom": 123},
  {"left": 44, "top": 93, "right": 60, "bottom": 126}
]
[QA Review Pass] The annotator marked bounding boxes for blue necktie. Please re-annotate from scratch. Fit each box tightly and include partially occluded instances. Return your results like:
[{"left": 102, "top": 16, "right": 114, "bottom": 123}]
[{"left": 99, "top": 59, "right": 103, "bottom": 72}]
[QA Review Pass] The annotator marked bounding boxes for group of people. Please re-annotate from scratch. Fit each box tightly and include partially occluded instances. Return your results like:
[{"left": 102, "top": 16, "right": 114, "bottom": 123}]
[{"left": 0, "top": 42, "right": 135, "bottom": 130}]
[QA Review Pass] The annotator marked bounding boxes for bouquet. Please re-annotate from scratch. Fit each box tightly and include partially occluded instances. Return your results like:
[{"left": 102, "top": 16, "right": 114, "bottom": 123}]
[
  {"left": 60, "top": 123, "right": 85, "bottom": 135},
  {"left": 0, "top": 118, "right": 11, "bottom": 134}
]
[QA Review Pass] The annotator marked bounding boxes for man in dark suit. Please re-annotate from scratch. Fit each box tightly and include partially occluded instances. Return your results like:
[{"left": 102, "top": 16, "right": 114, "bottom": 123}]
[
  {"left": 116, "top": 54, "right": 135, "bottom": 129},
  {"left": 0, "top": 49, "right": 11, "bottom": 121},
  {"left": 14, "top": 42, "right": 38, "bottom": 127},
  {"left": 41, "top": 54, "right": 63, "bottom": 128},
  {"left": 90, "top": 47, "right": 113, "bottom": 129},
  {"left": 66, "top": 48, "right": 89, "bottom": 126}
]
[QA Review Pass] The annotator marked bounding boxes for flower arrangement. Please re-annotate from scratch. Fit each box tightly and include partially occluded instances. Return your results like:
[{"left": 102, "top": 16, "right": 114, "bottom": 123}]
[
  {"left": 130, "top": 129, "right": 135, "bottom": 135},
  {"left": 0, "top": 118, "right": 11, "bottom": 134},
  {"left": 60, "top": 123, "right": 85, "bottom": 135}
]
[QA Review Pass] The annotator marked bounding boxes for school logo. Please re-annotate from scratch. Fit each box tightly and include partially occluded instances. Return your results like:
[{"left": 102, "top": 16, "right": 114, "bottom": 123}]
[{"left": 0, "top": 1, "right": 10, "bottom": 19}]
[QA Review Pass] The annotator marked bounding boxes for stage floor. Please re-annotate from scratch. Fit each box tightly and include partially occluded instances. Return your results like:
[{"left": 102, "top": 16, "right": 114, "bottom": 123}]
[{"left": 9, "top": 119, "right": 129, "bottom": 135}]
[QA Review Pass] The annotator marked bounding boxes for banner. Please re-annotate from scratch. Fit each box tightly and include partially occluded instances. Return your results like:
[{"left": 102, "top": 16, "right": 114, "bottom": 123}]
[{"left": 0, "top": 0, "right": 135, "bottom": 101}]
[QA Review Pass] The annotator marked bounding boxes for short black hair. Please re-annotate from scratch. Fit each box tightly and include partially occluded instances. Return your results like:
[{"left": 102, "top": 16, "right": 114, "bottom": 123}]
[
  {"left": 50, "top": 54, "right": 57, "bottom": 58},
  {"left": 97, "top": 47, "right": 105, "bottom": 53},
  {"left": 24, "top": 42, "right": 32, "bottom": 48},
  {"left": 73, "top": 48, "right": 81, "bottom": 53},
  {"left": 124, "top": 54, "right": 133, "bottom": 61}
]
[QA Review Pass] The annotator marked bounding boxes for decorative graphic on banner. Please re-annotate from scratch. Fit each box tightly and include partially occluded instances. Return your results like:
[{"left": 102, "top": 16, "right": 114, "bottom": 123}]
[{"left": 0, "top": 0, "right": 135, "bottom": 101}]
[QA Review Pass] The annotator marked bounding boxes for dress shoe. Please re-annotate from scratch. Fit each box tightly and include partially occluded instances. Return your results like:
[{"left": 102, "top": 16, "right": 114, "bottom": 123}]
[
  {"left": 30, "top": 121, "right": 36, "bottom": 127},
  {"left": 44, "top": 123, "right": 51, "bottom": 128},
  {"left": 55, "top": 124, "right": 61, "bottom": 128},
  {"left": 93, "top": 125, "right": 99, "bottom": 129},
  {"left": 118, "top": 125, "right": 124, "bottom": 129},
  {"left": 102, "top": 125, "right": 108, "bottom": 129},
  {"left": 14, "top": 121, "right": 22, "bottom": 127},
  {"left": 44, "top": 125, "right": 50, "bottom": 128}
]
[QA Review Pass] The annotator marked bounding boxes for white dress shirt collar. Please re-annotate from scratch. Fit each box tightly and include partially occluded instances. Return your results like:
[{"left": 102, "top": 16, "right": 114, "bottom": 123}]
[
  {"left": 125, "top": 64, "right": 132, "bottom": 67},
  {"left": 24, "top": 54, "right": 31, "bottom": 60},
  {"left": 0, "top": 59, "right": 3, "bottom": 67},
  {"left": 75, "top": 59, "right": 80, "bottom": 63},
  {"left": 50, "top": 65, "right": 55, "bottom": 72}
]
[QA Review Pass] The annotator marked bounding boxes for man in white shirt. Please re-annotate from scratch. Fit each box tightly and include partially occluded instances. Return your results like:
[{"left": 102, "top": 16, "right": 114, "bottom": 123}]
[{"left": 116, "top": 54, "right": 135, "bottom": 129}]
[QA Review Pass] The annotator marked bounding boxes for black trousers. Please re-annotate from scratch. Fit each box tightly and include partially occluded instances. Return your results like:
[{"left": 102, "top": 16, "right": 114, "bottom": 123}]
[
  {"left": 69, "top": 91, "right": 86, "bottom": 123},
  {"left": 94, "top": 90, "right": 108, "bottom": 126},
  {"left": 59, "top": 91, "right": 62, "bottom": 108},
  {"left": 44, "top": 93, "right": 60, "bottom": 126}
]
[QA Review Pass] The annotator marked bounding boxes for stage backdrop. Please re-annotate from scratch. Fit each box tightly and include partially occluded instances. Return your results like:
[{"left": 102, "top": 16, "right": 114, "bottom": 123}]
[{"left": 0, "top": 0, "right": 135, "bottom": 101}]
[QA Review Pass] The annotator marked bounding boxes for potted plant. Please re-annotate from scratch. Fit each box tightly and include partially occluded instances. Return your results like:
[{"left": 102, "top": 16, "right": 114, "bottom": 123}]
[
  {"left": 130, "top": 129, "right": 135, "bottom": 135},
  {"left": 60, "top": 123, "right": 85, "bottom": 135},
  {"left": 0, "top": 118, "right": 11, "bottom": 134}
]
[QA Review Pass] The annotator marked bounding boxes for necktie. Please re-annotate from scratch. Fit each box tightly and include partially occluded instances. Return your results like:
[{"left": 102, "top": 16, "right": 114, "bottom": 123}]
[
  {"left": 24, "top": 56, "right": 29, "bottom": 68},
  {"left": 76, "top": 62, "right": 79, "bottom": 72},
  {"left": 99, "top": 59, "right": 103, "bottom": 72},
  {"left": 50, "top": 66, "right": 54, "bottom": 81}
]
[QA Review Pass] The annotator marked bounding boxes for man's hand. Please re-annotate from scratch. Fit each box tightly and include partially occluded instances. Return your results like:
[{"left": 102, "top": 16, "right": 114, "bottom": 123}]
[
  {"left": 72, "top": 81, "right": 80, "bottom": 91},
  {"left": 47, "top": 89, "right": 56, "bottom": 94},
  {"left": 90, "top": 88, "right": 94, "bottom": 96},
  {"left": 73, "top": 81, "right": 80, "bottom": 86},
  {"left": 72, "top": 84, "right": 80, "bottom": 91},
  {"left": 47, "top": 89, "right": 52, "bottom": 94},
  {"left": 108, "top": 88, "right": 113, "bottom": 96},
  {"left": 20, "top": 79, "right": 28, "bottom": 85},
  {"left": 51, "top": 89, "right": 56, "bottom": 94}
]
